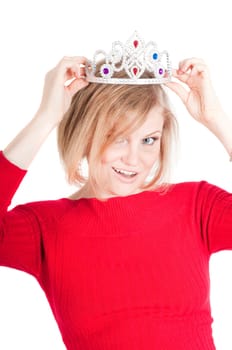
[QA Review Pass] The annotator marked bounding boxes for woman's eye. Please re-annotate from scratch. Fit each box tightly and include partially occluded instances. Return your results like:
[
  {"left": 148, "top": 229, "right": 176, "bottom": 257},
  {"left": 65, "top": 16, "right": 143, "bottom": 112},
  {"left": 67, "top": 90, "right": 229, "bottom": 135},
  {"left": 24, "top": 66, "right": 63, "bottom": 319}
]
[{"left": 142, "top": 137, "right": 158, "bottom": 145}]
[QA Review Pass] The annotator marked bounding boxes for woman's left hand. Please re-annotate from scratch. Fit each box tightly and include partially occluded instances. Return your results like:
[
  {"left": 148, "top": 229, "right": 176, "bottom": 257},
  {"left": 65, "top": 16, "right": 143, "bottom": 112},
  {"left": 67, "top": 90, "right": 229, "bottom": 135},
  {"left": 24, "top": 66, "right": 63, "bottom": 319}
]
[
  {"left": 166, "top": 57, "right": 232, "bottom": 156},
  {"left": 165, "top": 58, "right": 222, "bottom": 126}
]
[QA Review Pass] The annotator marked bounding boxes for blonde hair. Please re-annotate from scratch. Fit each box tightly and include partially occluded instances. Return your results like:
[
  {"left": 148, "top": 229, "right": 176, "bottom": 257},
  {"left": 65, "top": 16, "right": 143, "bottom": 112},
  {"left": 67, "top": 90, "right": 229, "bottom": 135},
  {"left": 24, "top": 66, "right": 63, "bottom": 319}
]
[{"left": 57, "top": 68, "right": 178, "bottom": 196}]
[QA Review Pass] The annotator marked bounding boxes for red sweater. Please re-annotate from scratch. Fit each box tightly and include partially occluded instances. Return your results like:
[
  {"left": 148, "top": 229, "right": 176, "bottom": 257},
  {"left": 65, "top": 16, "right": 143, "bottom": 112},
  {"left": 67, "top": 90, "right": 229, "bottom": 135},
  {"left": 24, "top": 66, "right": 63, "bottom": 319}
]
[{"left": 1, "top": 151, "right": 232, "bottom": 349}]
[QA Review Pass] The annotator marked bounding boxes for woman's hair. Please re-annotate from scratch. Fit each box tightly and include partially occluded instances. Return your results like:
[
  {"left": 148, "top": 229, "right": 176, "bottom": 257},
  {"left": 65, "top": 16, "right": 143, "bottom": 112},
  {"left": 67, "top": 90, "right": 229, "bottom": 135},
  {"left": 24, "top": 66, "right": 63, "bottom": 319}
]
[{"left": 57, "top": 65, "right": 178, "bottom": 196}]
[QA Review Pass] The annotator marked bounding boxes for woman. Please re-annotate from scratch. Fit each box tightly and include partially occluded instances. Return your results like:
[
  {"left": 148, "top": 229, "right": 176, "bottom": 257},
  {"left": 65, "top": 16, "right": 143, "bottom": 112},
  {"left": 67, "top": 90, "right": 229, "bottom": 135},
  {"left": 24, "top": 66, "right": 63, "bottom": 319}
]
[{"left": 1, "top": 35, "right": 232, "bottom": 348}]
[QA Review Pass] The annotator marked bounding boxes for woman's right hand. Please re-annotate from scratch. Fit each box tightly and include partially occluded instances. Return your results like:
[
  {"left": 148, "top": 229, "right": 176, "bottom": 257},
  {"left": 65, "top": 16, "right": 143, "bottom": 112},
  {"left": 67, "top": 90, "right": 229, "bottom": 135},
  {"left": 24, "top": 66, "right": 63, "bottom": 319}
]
[{"left": 37, "top": 56, "right": 89, "bottom": 127}]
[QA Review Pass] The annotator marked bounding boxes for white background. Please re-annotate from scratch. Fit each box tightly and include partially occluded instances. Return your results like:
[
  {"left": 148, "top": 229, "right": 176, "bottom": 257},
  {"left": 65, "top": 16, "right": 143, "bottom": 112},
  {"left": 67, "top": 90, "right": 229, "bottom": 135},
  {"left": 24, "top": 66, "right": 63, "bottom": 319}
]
[{"left": 0, "top": 0, "right": 232, "bottom": 349}]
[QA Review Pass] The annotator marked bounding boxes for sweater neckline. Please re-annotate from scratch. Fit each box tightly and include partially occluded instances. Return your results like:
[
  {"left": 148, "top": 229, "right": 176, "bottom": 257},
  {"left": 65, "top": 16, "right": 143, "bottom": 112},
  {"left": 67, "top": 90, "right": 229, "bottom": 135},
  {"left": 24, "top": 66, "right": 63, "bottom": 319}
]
[{"left": 64, "top": 185, "right": 173, "bottom": 204}]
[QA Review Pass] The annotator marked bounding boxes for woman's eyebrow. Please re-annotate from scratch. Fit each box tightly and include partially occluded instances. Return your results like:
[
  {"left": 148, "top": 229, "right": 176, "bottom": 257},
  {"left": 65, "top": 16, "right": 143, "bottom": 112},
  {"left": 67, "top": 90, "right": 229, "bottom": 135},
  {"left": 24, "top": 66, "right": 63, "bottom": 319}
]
[{"left": 144, "top": 130, "right": 162, "bottom": 137}]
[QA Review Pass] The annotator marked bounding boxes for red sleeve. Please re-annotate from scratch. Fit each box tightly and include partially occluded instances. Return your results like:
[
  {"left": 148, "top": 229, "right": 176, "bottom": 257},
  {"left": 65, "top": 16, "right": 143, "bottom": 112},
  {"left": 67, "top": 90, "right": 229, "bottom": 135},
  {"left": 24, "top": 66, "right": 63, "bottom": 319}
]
[
  {"left": 196, "top": 181, "right": 232, "bottom": 254},
  {"left": 0, "top": 151, "right": 42, "bottom": 278},
  {"left": 0, "top": 151, "right": 27, "bottom": 212}
]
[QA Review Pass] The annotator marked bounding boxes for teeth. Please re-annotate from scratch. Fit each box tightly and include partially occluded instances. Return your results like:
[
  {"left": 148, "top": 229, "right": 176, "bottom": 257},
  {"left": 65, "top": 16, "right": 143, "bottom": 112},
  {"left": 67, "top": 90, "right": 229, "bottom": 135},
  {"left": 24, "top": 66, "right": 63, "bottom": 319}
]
[{"left": 113, "top": 167, "right": 137, "bottom": 176}]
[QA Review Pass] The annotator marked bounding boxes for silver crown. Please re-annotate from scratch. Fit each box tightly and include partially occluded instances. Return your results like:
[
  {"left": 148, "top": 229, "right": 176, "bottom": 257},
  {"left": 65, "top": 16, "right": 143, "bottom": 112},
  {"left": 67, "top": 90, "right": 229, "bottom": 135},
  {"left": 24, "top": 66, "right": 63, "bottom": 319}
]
[{"left": 85, "top": 31, "right": 172, "bottom": 85}]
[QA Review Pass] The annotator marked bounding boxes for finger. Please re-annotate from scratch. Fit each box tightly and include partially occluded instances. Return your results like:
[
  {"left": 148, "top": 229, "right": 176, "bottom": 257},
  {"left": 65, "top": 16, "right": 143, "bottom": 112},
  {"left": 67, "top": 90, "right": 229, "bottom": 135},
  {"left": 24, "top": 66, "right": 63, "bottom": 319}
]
[
  {"left": 165, "top": 81, "right": 188, "bottom": 104},
  {"left": 172, "top": 62, "right": 210, "bottom": 84},
  {"left": 66, "top": 67, "right": 78, "bottom": 79},
  {"left": 171, "top": 69, "right": 190, "bottom": 84},
  {"left": 189, "top": 63, "right": 210, "bottom": 78},
  {"left": 79, "top": 67, "right": 86, "bottom": 78},
  {"left": 58, "top": 56, "right": 88, "bottom": 75},
  {"left": 64, "top": 65, "right": 87, "bottom": 83},
  {"left": 178, "top": 57, "right": 206, "bottom": 73},
  {"left": 65, "top": 77, "right": 89, "bottom": 95}
]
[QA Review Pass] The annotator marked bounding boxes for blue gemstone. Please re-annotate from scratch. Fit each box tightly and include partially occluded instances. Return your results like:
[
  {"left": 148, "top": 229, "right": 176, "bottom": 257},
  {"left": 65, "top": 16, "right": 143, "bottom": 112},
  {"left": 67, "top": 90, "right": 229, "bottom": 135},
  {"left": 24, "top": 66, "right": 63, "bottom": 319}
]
[{"left": 153, "top": 52, "right": 158, "bottom": 60}]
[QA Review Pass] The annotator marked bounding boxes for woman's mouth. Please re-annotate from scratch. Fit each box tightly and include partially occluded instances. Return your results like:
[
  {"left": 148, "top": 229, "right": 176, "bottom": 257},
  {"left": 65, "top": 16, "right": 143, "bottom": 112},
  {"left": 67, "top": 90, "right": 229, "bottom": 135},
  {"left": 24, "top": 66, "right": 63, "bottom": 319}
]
[{"left": 112, "top": 167, "right": 138, "bottom": 178}]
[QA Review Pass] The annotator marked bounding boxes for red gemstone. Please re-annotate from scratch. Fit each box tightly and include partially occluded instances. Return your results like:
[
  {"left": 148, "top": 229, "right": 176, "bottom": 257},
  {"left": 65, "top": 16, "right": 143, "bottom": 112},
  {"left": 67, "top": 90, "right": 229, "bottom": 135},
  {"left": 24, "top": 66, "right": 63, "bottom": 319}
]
[
  {"left": 133, "top": 67, "right": 138, "bottom": 75},
  {"left": 133, "top": 40, "right": 139, "bottom": 48}
]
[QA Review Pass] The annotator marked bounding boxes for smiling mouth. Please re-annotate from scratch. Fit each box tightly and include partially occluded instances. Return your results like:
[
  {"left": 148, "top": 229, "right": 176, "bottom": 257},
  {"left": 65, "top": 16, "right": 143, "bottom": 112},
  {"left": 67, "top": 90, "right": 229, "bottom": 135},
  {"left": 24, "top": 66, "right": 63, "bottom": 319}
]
[{"left": 112, "top": 167, "right": 138, "bottom": 178}]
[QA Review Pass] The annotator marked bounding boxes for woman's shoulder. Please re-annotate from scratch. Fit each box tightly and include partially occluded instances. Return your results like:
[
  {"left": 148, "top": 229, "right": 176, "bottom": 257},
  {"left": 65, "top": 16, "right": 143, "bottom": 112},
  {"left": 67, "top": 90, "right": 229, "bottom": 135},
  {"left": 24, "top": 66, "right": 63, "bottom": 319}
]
[
  {"left": 13, "top": 196, "right": 78, "bottom": 225},
  {"left": 146, "top": 181, "right": 212, "bottom": 196},
  {"left": 170, "top": 180, "right": 230, "bottom": 193},
  {"left": 164, "top": 181, "right": 232, "bottom": 208}
]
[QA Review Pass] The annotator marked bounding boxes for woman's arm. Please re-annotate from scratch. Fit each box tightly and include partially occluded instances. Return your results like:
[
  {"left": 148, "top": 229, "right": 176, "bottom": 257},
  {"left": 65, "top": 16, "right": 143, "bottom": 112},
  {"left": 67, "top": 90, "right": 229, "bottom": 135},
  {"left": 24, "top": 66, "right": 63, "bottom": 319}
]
[
  {"left": 4, "top": 56, "right": 89, "bottom": 169},
  {"left": 0, "top": 56, "right": 89, "bottom": 274},
  {"left": 165, "top": 58, "right": 232, "bottom": 158}
]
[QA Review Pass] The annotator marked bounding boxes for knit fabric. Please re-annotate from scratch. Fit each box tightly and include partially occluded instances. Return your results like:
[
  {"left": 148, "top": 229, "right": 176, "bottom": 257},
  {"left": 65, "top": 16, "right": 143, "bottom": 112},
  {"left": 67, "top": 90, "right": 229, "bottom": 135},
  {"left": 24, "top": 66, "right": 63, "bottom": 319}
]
[{"left": 1, "top": 150, "right": 232, "bottom": 349}]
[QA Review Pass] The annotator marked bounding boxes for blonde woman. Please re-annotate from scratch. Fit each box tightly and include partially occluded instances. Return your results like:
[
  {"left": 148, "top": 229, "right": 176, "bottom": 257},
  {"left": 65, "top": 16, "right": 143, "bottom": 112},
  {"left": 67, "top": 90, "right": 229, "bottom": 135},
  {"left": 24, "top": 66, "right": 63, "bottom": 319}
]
[{"left": 1, "top": 33, "right": 232, "bottom": 349}]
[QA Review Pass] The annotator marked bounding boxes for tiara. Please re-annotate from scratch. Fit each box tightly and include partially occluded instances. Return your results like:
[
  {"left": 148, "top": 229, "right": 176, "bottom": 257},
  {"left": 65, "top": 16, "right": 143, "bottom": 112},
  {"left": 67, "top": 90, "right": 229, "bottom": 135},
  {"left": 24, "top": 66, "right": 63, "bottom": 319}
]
[{"left": 85, "top": 31, "right": 172, "bottom": 85}]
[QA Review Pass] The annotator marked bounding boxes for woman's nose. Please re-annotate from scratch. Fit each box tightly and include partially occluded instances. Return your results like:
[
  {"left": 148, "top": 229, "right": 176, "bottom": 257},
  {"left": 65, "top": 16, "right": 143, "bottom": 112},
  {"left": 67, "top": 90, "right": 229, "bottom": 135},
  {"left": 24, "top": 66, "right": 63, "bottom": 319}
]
[{"left": 121, "top": 144, "right": 139, "bottom": 166}]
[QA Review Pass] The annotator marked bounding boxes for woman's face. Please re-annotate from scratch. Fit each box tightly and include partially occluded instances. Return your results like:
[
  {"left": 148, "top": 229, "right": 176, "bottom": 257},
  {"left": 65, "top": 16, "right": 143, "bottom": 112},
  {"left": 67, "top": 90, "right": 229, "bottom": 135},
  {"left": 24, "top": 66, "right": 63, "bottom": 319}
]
[{"left": 92, "top": 105, "right": 164, "bottom": 198}]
